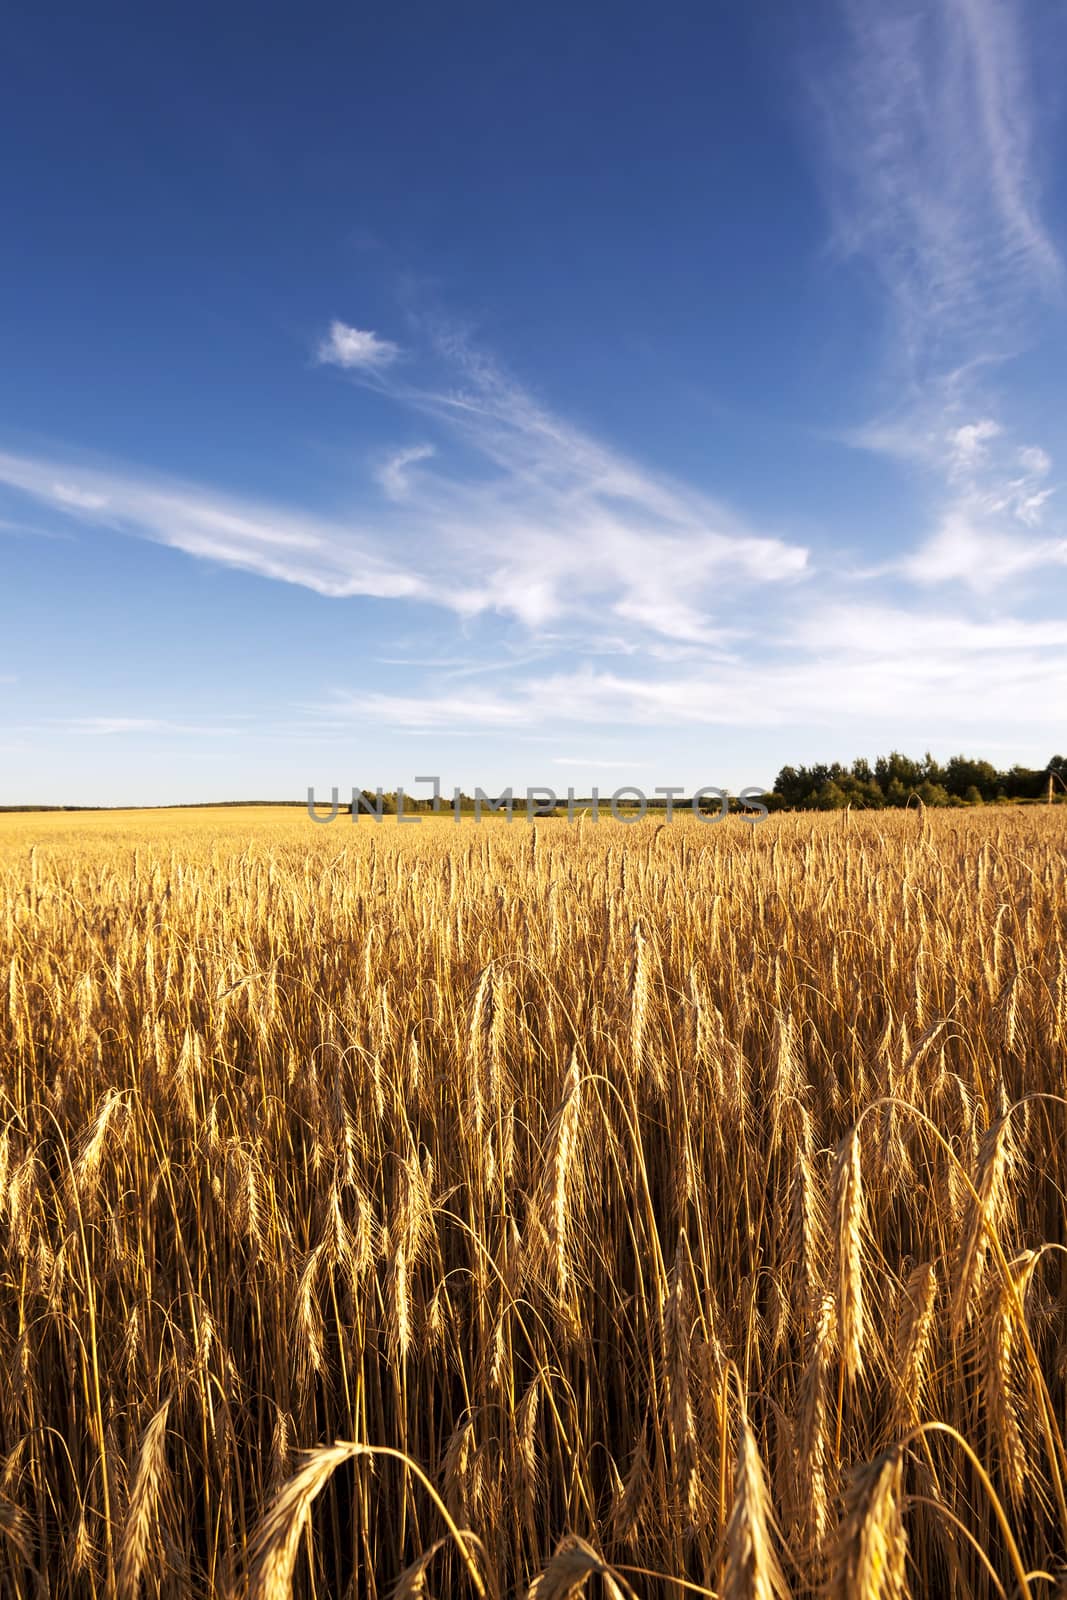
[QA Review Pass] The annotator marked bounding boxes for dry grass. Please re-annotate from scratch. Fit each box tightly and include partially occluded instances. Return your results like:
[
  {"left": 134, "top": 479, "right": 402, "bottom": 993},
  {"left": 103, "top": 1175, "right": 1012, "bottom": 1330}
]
[{"left": 1, "top": 803, "right": 1067, "bottom": 1597}]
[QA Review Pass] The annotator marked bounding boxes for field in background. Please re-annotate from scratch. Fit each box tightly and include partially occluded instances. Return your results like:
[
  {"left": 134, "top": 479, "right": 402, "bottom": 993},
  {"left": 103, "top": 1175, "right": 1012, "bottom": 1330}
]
[{"left": 1, "top": 805, "right": 1066, "bottom": 1597}]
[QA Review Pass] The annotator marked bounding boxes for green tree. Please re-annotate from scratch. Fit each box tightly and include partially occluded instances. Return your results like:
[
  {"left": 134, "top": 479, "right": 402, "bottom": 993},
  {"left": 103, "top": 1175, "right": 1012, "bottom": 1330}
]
[
  {"left": 943, "top": 755, "right": 998, "bottom": 801},
  {"left": 773, "top": 765, "right": 807, "bottom": 807},
  {"left": 875, "top": 751, "right": 924, "bottom": 795},
  {"left": 817, "top": 779, "right": 849, "bottom": 809}
]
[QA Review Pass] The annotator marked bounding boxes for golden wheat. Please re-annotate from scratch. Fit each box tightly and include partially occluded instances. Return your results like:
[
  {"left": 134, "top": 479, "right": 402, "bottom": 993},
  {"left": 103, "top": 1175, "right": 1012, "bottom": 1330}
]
[{"left": 0, "top": 803, "right": 1065, "bottom": 1596}]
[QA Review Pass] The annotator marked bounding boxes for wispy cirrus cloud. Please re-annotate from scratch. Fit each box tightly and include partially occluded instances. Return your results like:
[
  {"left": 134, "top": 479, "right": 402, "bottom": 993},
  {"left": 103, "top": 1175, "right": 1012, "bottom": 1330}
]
[
  {"left": 819, "top": 0, "right": 1061, "bottom": 368},
  {"left": 51, "top": 483, "right": 110, "bottom": 510},
  {"left": 816, "top": 0, "right": 1065, "bottom": 595},
  {"left": 376, "top": 442, "right": 436, "bottom": 501},
  {"left": 68, "top": 717, "right": 238, "bottom": 737},
  {"left": 0, "top": 449, "right": 426, "bottom": 601},
  {"left": 903, "top": 507, "right": 1067, "bottom": 588},
  {"left": 357, "top": 327, "right": 809, "bottom": 636},
  {"left": 0, "top": 715, "right": 244, "bottom": 743},
  {"left": 316, "top": 601, "right": 1067, "bottom": 736},
  {"left": 551, "top": 755, "right": 633, "bottom": 769},
  {"left": 0, "top": 326, "right": 809, "bottom": 645}
]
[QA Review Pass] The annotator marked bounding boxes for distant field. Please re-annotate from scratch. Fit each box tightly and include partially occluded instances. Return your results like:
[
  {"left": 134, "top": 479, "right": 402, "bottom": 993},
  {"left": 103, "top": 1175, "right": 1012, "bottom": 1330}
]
[
  {"left": 1, "top": 805, "right": 1066, "bottom": 1597},
  {"left": 0, "top": 804, "right": 313, "bottom": 850}
]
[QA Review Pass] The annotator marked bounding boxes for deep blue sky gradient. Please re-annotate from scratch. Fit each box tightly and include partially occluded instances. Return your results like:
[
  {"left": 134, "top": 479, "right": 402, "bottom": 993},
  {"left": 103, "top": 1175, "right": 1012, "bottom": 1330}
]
[{"left": 2, "top": 1, "right": 1065, "bottom": 802}]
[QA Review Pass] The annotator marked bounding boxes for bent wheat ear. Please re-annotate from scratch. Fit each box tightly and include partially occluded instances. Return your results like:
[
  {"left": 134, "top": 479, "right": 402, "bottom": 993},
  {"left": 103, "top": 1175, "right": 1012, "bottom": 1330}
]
[
  {"left": 117, "top": 1396, "right": 173, "bottom": 1600},
  {"left": 392, "top": 1535, "right": 449, "bottom": 1600},
  {"left": 527, "top": 1534, "right": 634, "bottom": 1600},
  {"left": 247, "top": 1442, "right": 363, "bottom": 1600},
  {"left": 830, "top": 1446, "right": 909, "bottom": 1600},
  {"left": 981, "top": 1250, "right": 1042, "bottom": 1515},
  {"left": 630, "top": 922, "right": 651, "bottom": 1076},
  {"left": 833, "top": 1127, "right": 865, "bottom": 1383},
  {"left": 537, "top": 1050, "right": 582, "bottom": 1307},
  {"left": 722, "top": 1414, "right": 791, "bottom": 1600},
  {"left": 794, "top": 1293, "right": 836, "bottom": 1561},
  {"left": 609, "top": 1430, "right": 651, "bottom": 1546},
  {"left": 891, "top": 1263, "right": 938, "bottom": 1434},
  {"left": 952, "top": 1112, "right": 1014, "bottom": 1336},
  {"left": 0, "top": 1488, "right": 33, "bottom": 1570}
]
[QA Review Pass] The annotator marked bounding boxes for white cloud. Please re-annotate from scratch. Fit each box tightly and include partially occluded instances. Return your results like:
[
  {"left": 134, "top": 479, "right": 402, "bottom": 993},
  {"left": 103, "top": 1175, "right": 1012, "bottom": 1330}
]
[
  {"left": 0, "top": 331, "right": 809, "bottom": 645},
  {"left": 316, "top": 321, "right": 401, "bottom": 370},
  {"left": 551, "top": 756, "right": 634, "bottom": 769},
  {"left": 948, "top": 418, "right": 1001, "bottom": 473},
  {"left": 791, "top": 603, "right": 1067, "bottom": 656},
  {"left": 1012, "top": 486, "right": 1053, "bottom": 527},
  {"left": 888, "top": 410, "right": 1063, "bottom": 586},
  {"left": 819, "top": 0, "right": 1061, "bottom": 365},
  {"left": 318, "top": 602, "right": 1067, "bottom": 736},
  {"left": 819, "top": 1, "right": 1065, "bottom": 601},
  {"left": 903, "top": 507, "right": 1067, "bottom": 587},
  {"left": 1019, "top": 445, "right": 1051, "bottom": 476},
  {"left": 376, "top": 443, "right": 435, "bottom": 501},
  {"left": 69, "top": 717, "right": 237, "bottom": 737},
  {"left": 0, "top": 450, "right": 427, "bottom": 602},
  {"left": 52, "top": 482, "right": 109, "bottom": 510}
]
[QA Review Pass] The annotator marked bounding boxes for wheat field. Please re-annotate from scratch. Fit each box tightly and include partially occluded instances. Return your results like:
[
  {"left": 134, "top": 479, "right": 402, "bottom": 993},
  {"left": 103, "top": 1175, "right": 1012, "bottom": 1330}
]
[{"left": 1, "top": 804, "right": 1066, "bottom": 1598}]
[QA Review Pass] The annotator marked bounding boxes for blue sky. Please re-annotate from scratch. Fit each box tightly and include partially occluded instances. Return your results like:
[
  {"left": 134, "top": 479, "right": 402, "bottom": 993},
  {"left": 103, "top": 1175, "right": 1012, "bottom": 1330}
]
[{"left": 2, "top": 0, "right": 1066, "bottom": 804}]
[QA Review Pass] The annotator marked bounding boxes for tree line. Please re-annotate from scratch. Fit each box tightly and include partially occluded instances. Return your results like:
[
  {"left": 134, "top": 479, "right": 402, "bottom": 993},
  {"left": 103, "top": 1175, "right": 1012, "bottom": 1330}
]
[{"left": 769, "top": 751, "right": 1066, "bottom": 810}]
